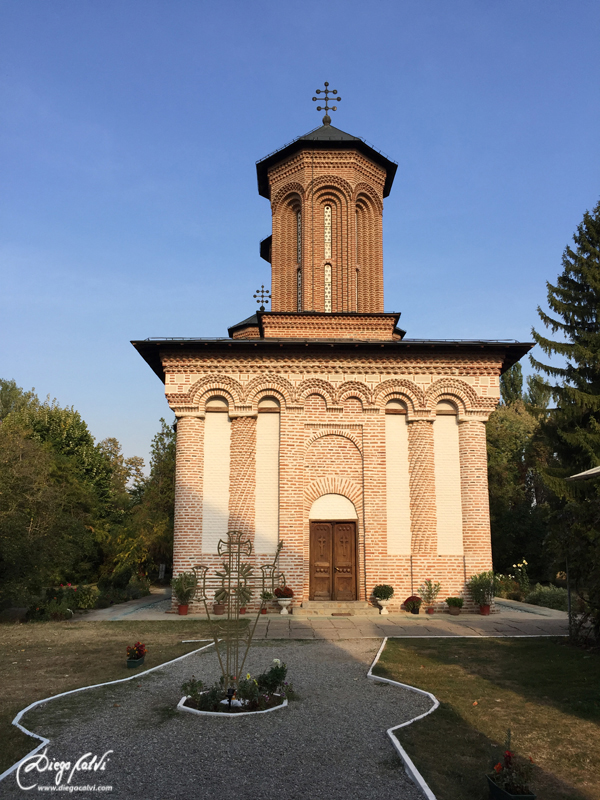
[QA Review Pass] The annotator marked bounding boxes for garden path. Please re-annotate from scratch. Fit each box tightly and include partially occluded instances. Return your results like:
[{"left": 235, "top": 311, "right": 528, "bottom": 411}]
[{"left": 3, "top": 639, "right": 431, "bottom": 800}]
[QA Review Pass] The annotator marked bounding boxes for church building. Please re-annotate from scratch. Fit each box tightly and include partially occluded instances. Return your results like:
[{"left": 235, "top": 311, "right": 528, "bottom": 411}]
[{"left": 133, "top": 88, "right": 530, "bottom": 613}]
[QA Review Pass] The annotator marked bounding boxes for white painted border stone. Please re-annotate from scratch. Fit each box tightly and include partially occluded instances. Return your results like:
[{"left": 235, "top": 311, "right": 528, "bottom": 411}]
[
  {"left": 367, "top": 637, "right": 439, "bottom": 800},
  {"left": 177, "top": 695, "right": 288, "bottom": 717}
]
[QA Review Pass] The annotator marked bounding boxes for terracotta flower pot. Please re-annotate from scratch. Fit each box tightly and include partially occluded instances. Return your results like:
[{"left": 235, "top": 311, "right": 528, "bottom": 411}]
[
  {"left": 213, "top": 603, "right": 226, "bottom": 615},
  {"left": 261, "top": 608, "right": 267, "bottom": 614},
  {"left": 425, "top": 607, "right": 435, "bottom": 615},
  {"left": 239, "top": 607, "right": 246, "bottom": 614},
  {"left": 178, "top": 604, "right": 189, "bottom": 616},
  {"left": 479, "top": 604, "right": 491, "bottom": 616},
  {"left": 448, "top": 607, "right": 461, "bottom": 616}
]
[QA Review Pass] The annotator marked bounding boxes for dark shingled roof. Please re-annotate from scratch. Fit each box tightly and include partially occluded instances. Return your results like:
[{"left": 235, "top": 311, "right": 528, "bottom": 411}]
[
  {"left": 227, "top": 313, "right": 259, "bottom": 338},
  {"left": 256, "top": 124, "right": 398, "bottom": 200}
]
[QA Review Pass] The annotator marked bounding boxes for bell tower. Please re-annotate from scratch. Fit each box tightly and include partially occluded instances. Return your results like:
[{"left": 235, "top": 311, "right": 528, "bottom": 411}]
[{"left": 230, "top": 85, "right": 403, "bottom": 341}]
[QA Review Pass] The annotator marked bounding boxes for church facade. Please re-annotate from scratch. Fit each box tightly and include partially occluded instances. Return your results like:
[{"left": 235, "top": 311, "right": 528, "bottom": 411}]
[{"left": 134, "top": 109, "right": 529, "bottom": 613}]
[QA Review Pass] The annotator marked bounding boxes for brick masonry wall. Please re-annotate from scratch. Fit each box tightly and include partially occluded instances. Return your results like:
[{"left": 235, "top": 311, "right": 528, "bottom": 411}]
[{"left": 168, "top": 346, "right": 501, "bottom": 610}]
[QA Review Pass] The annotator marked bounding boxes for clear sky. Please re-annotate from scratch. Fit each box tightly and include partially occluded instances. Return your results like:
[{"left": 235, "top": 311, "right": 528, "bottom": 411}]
[{"left": 1, "top": 0, "right": 599, "bottom": 466}]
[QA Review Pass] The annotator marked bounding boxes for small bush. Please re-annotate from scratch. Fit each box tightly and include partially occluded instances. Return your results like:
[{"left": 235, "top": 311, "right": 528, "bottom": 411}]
[
  {"left": 525, "top": 583, "right": 569, "bottom": 611},
  {"left": 257, "top": 659, "right": 287, "bottom": 693},
  {"left": 373, "top": 584, "right": 394, "bottom": 600},
  {"left": 26, "top": 598, "right": 72, "bottom": 621}
]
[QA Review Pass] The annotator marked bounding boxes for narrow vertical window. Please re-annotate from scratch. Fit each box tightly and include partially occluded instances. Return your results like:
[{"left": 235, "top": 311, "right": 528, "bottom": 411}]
[
  {"left": 297, "top": 210, "right": 302, "bottom": 311},
  {"left": 324, "top": 205, "right": 332, "bottom": 259},
  {"left": 324, "top": 264, "right": 332, "bottom": 312},
  {"left": 297, "top": 210, "right": 302, "bottom": 264}
]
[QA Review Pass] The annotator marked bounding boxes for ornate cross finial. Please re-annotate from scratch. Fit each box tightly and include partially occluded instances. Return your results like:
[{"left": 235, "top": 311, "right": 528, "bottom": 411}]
[
  {"left": 313, "top": 82, "right": 341, "bottom": 125},
  {"left": 253, "top": 285, "right": 271, "bottom": 311}
]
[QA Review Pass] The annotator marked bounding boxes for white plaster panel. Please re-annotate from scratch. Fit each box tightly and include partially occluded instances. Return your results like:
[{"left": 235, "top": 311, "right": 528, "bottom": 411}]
[
  {"left": 385, "top": 414, "right": 412, "bottom": 555},
  {"left": 309, "top": 493, "right": 357, "bottom": 520},
  {"left": 202, "top": 413, "right": 231, "bottom": 554},
  {"left": 434, "top": 414, "right": 464, "bottom": 555},
  {"left": 255, "top": 412, "right": 280, "bottom": 554}
]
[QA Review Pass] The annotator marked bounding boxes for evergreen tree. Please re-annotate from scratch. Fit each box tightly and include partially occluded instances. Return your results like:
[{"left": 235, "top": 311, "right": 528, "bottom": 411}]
[
  {"left": 531, "top": 199, "right": 600, "bottom": 638},
  {"left": 531, "top": 198, "right": 600, "bottom": 491},
  {"left": 500, "top": 363, "right": 524, "bottom": 405}
]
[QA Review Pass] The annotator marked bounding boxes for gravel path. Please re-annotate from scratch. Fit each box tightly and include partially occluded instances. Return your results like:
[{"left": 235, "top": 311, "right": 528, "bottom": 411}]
[{"left": 4, "top": 639, "right": 432, "bottom": 800}]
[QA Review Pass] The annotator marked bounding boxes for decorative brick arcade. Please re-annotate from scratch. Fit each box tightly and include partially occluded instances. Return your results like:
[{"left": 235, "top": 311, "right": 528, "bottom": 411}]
[{"left": 133, "top": 94, "right": 531, "bottom": 613}]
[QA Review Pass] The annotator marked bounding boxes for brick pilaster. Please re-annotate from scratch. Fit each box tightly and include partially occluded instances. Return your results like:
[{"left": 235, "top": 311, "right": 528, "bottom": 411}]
[
  {"left": 408, "top": 420, "right": 437, "bottom": 554},
  {"left": 459, "top": 419, "right": 493, "bottom": 573},
  {"left": 228, "top": 416, "right": 256, "bottom": 537}
]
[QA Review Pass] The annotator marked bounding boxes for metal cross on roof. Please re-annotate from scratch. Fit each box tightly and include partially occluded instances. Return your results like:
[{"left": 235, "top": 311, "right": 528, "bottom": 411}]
[
  {"left": 253, "top": 285, "right": 271, "bottom": 311},
  {"left": 313, "top": 81, "right": 341, "bottom": 125}
]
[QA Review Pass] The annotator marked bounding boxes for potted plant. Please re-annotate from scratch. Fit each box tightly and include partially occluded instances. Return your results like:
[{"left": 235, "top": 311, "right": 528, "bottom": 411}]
[
  {"left": 126, "top": 641, "right": 147, "bottom": 668},
  {"left": 468, "top": 570, "right": 495, "bottom": 615},
  {"left": 260, "top": 590, "right": 273, "bottom": 614},
  {"left": 404, "top": 595, "right": 422, "bottom": 614},
  {"left": 171, "top": 571, "right": 197, "bottom": 615},
  {"left": 487, "top": 730, "right": 536, "bottom": 799},
  {"left": 213, "top": 589, "right": 226, "bottom": 615},
  {"left": 418, "top": 579, "right": 442, "bottom": 614},
  {"left": 445, "top": 597, "right": 464, "bottom": 616},
  {"left": 274, "top": 586, "right": 294, "bottom": 615},
  {"left": 372, "top": 584, "right": 394, "bottom": 614}
]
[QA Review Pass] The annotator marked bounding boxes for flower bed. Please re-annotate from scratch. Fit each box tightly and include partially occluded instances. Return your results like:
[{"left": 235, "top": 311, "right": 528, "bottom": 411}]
[{"left": 177, "top": 658, "right": 296, "bottom": 716}]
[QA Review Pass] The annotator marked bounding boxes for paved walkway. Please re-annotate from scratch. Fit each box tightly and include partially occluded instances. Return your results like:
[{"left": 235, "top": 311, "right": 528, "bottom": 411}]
[{"left": 81, "top": 588, "right": 569, "bottom": 638}]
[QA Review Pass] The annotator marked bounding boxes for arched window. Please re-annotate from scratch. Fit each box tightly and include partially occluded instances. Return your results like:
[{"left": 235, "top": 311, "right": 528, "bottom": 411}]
[
  {"left": 324, "top": 205, "right": 332, "bottom": 259},
  {"left": 296, "top": 210, "right": 302, "bottom": 311}
]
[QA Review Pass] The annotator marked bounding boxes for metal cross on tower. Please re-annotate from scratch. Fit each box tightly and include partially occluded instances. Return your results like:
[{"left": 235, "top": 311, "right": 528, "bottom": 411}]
[
  {"left": 313, "top": 82, "right": 341, "bottom": 125},
  {"left": 253, "top": 285, "right": 271, "bottom": 311}
]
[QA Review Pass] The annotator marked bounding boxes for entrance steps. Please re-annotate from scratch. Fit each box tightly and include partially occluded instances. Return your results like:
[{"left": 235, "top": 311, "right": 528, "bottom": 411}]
[{"left": 294, "top": 600, "right": 380, "bottom": 617}]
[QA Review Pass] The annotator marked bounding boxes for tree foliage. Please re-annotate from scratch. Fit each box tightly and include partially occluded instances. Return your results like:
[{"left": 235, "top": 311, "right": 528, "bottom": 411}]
[
  {"left": 530, "top": 198, "right": 600, "bottom": 637},
  {"left": 0, "top": 381, "right": 176, "bottom": 606}
]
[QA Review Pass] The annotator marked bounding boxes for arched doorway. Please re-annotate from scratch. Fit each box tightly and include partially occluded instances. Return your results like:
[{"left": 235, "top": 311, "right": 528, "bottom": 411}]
[{"left": 308, "top": 494, "right": 358, "bottom": 601}]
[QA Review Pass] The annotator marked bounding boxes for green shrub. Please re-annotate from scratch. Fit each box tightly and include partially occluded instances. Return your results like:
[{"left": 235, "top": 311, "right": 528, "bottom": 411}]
[
  {"left": 372, "top": 584, "right": 394, "bottom": 600},
  {"left": 26, "top": 597, "right": 72, "bottom": 621},
  {"left": 445, "top": 597, "right": 464, "bottom": 608},
  {"left": 467, "top": 571, "right": 495, "bottom": 605},
  {"left": 256, "top": 659, "right": 288, "bottom": 693},
  {"left": 525, "top": 583, "right": 569, "bottom": 611}
]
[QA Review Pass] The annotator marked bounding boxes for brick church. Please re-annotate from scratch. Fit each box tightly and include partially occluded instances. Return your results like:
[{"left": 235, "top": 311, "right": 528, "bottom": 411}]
[{"left": 133, "top": 90, "right": 529, "bottom": 613}]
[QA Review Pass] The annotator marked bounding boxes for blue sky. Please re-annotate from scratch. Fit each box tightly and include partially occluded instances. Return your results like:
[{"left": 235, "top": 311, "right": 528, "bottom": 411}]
[{"left": 1, "top": 0, "right": 599, "bottom": 466}]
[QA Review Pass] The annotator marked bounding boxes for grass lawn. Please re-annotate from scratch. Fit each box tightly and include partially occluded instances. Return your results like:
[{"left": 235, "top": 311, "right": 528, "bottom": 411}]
[
  {"left": 0, "top": 619, "right": 220, "bottom": 775},
  {"left": 373, "top": 638, "right": 600, "bottom": 800}
]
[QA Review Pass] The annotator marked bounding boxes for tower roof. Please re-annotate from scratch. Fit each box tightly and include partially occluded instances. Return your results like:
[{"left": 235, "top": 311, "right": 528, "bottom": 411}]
[{"left": 256, "top": 124, "right": 398, "bottom": 200}]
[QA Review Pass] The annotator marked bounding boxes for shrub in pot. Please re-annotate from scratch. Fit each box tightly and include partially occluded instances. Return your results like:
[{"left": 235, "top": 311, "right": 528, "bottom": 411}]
[
  {"left": 213, "top": 589, "right": 227, "bottom": 615},
  {"left": 172, "top": 571, "right": 197, "bottom": 615},
  {"left": 372, "top": 584, "right": 394, "bottom": 614},
  {"left": 418, "top": 579, "right": 442, "bottom": 614},
  {"left": 445, "top": 597, "right": 464, "bottom": 616},
  {"left": 260, "top": 590, "right": 273, "bottom": 614},
  {"left": 467, "top": 570, "right": 495, "bottom": 614},
  {"left": 404, "top": 595, "right": 422, "bottom": 614}
]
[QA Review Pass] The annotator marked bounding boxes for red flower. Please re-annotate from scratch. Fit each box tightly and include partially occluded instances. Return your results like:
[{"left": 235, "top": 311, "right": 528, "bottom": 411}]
[{"left": 494, "top": 763, "right": 503, "bottom": 773}]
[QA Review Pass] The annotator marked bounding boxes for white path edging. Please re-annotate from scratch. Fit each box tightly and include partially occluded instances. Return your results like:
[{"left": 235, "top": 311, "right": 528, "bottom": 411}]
[
  {"left": 0, "top": 640, "right": 215, "bottom": 784},
  {"left": 367, "top": 637, "right": 439, "bottom": 800},
  {"left": 177, "top": 694, "right": 288, "bottom": 717}
]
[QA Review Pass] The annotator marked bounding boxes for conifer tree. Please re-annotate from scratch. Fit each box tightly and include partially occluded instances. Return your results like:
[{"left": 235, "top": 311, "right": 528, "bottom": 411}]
[
  {"left": 531, "top": 199, "right": 600, "bottom": 639},
  {"left": 531, "top": 198, "right": 600, "bottom": 494},
  {"left": 500, "top": 362, "right": 523, "bottom": 405}
]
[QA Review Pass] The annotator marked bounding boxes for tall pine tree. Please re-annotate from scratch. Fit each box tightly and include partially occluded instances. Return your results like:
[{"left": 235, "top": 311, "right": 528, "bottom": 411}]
[
  {"left": 531, "top": 199, "right": 600, "bottom": 639},
  {"left": 531, "top": 198, "right": 600, "bottom": 491}
]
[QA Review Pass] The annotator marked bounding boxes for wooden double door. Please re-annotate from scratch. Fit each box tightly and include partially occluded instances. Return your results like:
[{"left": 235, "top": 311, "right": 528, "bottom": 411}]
[{"left": 309, "top": 521, "right": 357, "bottom": 601}]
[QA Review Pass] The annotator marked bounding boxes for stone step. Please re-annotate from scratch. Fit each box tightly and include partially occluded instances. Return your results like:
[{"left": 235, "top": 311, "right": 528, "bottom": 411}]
[{"left": 293, "top": 601, "right": 380, "bottom": 617}]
